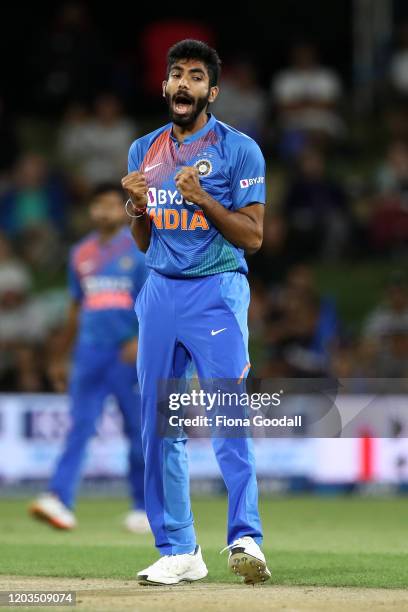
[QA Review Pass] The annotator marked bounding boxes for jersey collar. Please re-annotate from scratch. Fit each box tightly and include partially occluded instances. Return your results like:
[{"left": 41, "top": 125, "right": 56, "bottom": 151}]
[{"left": 170, "top": 113, "right": 216, "bottom": 145}]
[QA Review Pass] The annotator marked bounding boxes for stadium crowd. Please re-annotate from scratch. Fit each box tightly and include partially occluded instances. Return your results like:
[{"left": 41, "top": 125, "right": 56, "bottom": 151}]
[{"left": 0, "top": 4, "right": 407, "bottom": 390}]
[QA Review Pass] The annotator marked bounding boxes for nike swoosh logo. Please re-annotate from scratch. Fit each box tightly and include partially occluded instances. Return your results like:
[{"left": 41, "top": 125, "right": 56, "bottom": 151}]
[
  {"left": 211, "top": 328, "right": 227, "bottom": 336},
  {"left": 144, "top": 162, "right": 163, "bottom": 172}
]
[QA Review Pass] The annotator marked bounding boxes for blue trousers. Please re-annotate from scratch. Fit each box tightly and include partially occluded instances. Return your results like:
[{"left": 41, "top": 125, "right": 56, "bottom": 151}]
[
  {"left": 49, "top": 345, "right": 144, "bottom": 510},
  {"left": 135, "top": 270, "right": 262, "bottom": 555}
]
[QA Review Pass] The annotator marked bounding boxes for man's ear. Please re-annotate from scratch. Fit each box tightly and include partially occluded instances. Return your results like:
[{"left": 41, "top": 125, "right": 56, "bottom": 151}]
[
  {"left": 208, "top": 86, "right": 219, "bottom": 104},
  {"left": 162, "top": 81, "right": 167, "bottom": 98}
]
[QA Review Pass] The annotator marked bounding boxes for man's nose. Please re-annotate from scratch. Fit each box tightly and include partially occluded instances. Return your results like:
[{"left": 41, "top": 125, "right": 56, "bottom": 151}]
[{"left": 178, "top": 76, "right": 190, "bottom": 89}]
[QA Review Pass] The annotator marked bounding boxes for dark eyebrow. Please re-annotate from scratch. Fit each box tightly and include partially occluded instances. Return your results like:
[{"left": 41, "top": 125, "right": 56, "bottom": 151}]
[{"left": 170, "top": 64, "right": 206, "bottom": 76}]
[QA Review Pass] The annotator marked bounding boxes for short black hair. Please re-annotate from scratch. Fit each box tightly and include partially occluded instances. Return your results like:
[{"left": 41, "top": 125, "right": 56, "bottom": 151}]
[
  {"left": 167, "top": 39, "right": 221, "bottom": 87},
  {"left": 90, "top": 182, "right": 125, "bottom": 201}
]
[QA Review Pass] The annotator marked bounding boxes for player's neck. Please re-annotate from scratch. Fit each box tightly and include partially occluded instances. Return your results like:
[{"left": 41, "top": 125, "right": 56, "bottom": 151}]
[
  {"left": 97, "top": 225, "right": 122, "bottom": 244},
  {"left": 172, "top": 111, "right": 209, "bottom": 143}
]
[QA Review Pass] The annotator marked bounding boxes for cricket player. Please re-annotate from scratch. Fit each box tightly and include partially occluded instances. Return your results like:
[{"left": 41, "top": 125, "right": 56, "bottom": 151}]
[
  {"left": 29, "top": 183, "right": 149, "bottom": 533},
  {"left": 122, "top": 39, "right": 270, "bottom": 584}
]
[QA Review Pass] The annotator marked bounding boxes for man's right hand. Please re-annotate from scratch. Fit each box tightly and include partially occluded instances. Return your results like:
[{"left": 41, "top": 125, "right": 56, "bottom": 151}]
[
  {"left": 121, "top": 171, "right": 148, "bottom": 209},
  {"left": 48, "top": 360, "right": 69, "bottom": 393}
]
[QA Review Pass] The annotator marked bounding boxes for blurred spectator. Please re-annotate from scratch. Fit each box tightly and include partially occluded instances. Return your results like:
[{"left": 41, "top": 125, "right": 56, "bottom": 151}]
[
  {"left": 110, "top": 51, "right": 141, "bottom": 111},
  {"left": 390, "top": 23, "right": 408, "bottom": 98},
  {"left": 328, "top": 338, "right": 372, "bottom": 391},
  {"left": 282, "top": 146, "right": 350, "bottom": 259},
  {"left": 28, "top": 2, "right": 108, "bottom": 114},
  {"left": 248, "top": 214, "right": 296, "bottom": 288},
  {"left": 0, "top": 234, "right": 51, "bottom": 391},
  {"left": 271, "top": 42, "right": 345, "bottom": 158},
  {"left": 0, "top": 233, "right": 32, "bottom": 303},
  {"left": 376, "top": 139, "right": 408, "bottom": 193},
  {"left": 384, "top": 105, "right": 408, "bottom": 142},
  {"left": 0, "top": 153, "right": 68, "bottom": 269},
  {"left": 0, "top": 153, "right": 68, "bottom": 234},
  {"left": 372, "top": 325, "right": 408, "bottom": 377},
  {"left": 248, "top": 282, "right": 269, "bottom": 342},
  {"left": 212, "top": 60, "right": 267, "bottom": 142},
  {"left": 261, "top": 264, "right": 340, "bottom": 377},
  {"left": 361, "top": 271, "right": 408, "bottom": 377},
  {"left": 363, "top": 271, "right": 408, "bottom": 340},
  {"left": 58, "top": 93, "right": 137, "bottom": 192},
  {"left": 369, "top": 140, "right": 408, "bottom": 253},
  {"left": 329, "top": 339, "right": 359, "bottom": 379},
  {"left": 56, "top": 102, "right": 90, "bottom": 196}
]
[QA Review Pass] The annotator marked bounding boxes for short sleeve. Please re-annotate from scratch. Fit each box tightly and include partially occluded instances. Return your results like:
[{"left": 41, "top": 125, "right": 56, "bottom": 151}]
[
  {"left": 68, "top": 250, "right": 83, "bottom": 302},
  {"left": 128, "top": 141, "right": 142, "bottom": 173},
  {"left": 230, "top": 139, "right": 266, "bottom": 209}
]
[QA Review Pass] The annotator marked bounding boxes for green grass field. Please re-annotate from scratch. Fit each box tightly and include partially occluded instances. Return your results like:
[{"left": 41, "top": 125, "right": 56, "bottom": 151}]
[{"left": 0, "top": 496, "right": 407, "bottom": 589}]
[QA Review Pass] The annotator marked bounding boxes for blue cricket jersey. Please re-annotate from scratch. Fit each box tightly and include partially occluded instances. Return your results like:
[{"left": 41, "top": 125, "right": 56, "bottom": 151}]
[
  {"left": 128, "top": 114, "right": 266, "bottom": 278},
  {"left": 68, "top": 226, "right": 148, "bottom": 347}
]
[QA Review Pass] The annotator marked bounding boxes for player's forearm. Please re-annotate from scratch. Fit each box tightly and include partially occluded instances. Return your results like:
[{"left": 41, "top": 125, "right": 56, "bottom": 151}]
[
  {"left": 50, "top": 301, "right": 80, "bottom": 359},
  {"left": 130, "top": 215, "right": 151, "bottom": 253},
  {"left": 196, "top": 193, "right": 263, "bottom": 254}
]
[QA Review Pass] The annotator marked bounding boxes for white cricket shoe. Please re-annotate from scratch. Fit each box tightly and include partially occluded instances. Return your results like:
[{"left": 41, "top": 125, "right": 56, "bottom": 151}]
[
  {"left": 124, "top": 510, "right": 151, "bottom": 534},
  {"left": 29, "top": 493, "right": 77, "bottom": 530},
  {"left": 137, "top": 545, "right": 208, "bottom": 585},
  {"left": 221, "top": 536, "right": 271, "bottom": 585}
]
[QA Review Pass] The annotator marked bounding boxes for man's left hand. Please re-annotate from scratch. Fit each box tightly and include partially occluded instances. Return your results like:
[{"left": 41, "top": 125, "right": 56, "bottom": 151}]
[
  {"left": 120, "top": 338, "right": 138, "bottom": 363},
  {"left": 175, "top": 166, "right": 206, "bottom": 204}
]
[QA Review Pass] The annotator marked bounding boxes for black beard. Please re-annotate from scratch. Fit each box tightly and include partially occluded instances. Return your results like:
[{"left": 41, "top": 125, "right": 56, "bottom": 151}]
[{"left": 165, "top": 91, "right": 210, "bottom": 127}]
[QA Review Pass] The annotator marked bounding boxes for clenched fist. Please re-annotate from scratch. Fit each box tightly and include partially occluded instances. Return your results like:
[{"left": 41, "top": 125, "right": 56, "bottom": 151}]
[
  {"left": 175, "top": 166, "right": 206, "bottom": 204},
  {"left": 121, "top": 171, "right": 148, "bottom": 209}
]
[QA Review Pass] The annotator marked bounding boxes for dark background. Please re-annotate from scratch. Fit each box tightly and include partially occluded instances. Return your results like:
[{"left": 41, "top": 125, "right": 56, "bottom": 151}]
[{"left": 1, "top": 1, "right": 354, "bottom": 113}]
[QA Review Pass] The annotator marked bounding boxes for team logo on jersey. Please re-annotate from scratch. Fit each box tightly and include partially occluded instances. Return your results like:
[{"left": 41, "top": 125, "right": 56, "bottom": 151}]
[
  {"left": 194, "top": 159, "right": 212, "bottom": 176},
  {"left": 148, "top": 208, "right": 209, "bottom": 231},
  {"left": 145, "top": 187, "right": 210, "bottom": 230},
  {"left": 240, "top": 177, "right": 265, "bottom": 188}
]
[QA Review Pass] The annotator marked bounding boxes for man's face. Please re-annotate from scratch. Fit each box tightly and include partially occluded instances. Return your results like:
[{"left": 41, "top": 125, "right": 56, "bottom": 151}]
[
  {"left": 89, "top": 191, "right": 126, "bottom": 232},
  {"left": 163, "top": 59, "right": 219, "bottom": 127}
]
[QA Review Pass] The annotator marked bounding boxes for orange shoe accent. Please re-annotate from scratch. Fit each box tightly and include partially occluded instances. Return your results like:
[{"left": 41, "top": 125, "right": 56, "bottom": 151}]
[{"left": 29, "top": 504, "right": 74, "bottom": 531}]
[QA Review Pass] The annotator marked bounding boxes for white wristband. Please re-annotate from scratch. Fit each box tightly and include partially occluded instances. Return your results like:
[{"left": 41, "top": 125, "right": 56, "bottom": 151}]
[{"left": 125, "top": 199, "right": 147, "bottom": 219}]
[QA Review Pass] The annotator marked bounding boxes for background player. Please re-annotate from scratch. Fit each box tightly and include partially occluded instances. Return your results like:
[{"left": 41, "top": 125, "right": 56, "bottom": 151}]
[
  {"left": 29, "top": 183, "right": 149, "bottom": 534},
  {"left": 122, "top": 40, "right": 270, "bottom": 584}
]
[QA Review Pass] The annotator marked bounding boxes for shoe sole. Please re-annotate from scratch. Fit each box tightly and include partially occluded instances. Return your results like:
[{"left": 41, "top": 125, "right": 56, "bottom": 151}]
[
  {"left": 137, "top": 569, "right": 208, "bottom": 586},
  {"left": 29, "top": 504, "right": 74, "bottom": 530},
  {"left": 228, "top": 550, "right": 271, "bottom": 585}
]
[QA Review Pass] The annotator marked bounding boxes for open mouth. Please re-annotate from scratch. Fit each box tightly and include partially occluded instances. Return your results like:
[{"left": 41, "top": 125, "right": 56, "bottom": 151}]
[{"left": 173, "top": 92, "right": 194, "bottom": 115}]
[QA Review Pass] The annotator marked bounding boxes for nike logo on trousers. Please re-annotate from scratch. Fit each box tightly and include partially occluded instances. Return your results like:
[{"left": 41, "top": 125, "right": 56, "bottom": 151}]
[{"left": 211, "top": 328, "right": 227, "bottom": 336}]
